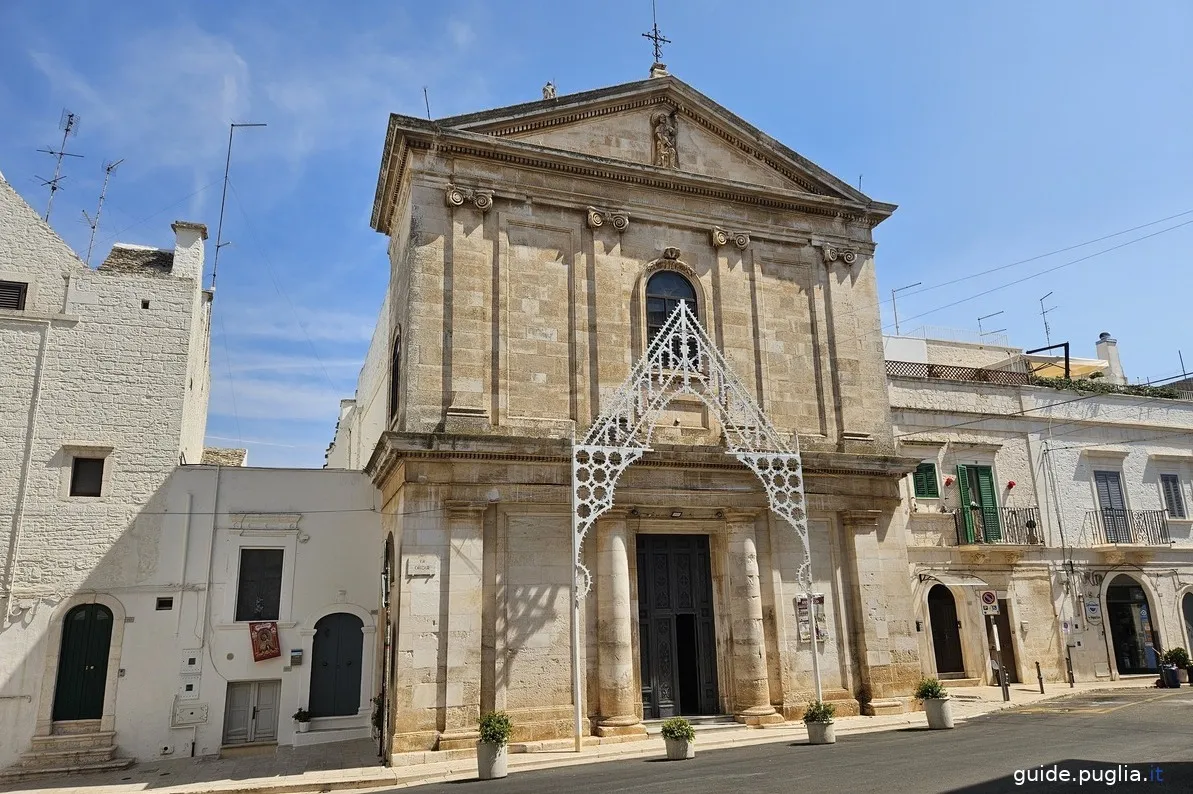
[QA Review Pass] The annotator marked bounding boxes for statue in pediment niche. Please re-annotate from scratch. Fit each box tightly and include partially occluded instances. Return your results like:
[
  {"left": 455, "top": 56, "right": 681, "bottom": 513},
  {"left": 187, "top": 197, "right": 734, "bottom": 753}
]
[{"left": 652, "top": 110, "right": 678, "bottom": 169}]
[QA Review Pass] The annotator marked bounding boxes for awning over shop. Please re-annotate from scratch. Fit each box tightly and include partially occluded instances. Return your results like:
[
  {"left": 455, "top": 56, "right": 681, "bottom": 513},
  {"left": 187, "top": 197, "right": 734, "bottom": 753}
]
[{"left": 918, "top": 571, "right": 990, "bottom": 588}]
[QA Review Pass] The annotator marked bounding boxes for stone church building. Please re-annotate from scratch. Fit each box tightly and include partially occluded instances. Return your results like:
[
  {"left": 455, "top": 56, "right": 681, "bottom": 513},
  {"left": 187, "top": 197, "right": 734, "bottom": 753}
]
[{"left": 329, "top": 68, "right": 925, "bottom": 754}]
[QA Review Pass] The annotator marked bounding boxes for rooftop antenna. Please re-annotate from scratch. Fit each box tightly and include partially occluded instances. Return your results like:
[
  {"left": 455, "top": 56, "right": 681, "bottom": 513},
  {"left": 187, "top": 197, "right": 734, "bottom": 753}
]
[
  {"left": 1180, "top": 350, "right": 1188, "bottom": 382},
  {"left": 858, "top": 174, "right": 863, "bottom": 191},
  {"left": 35, "top": 110, "right": 82, "bottom": 222},
  {"left": 211, "top": 122, "right": 267, "bottom": 290},
  {"left": 642, "top": 0, "right": 671, "bottom": 68},
  {"left": 977, "top": 310, "right": 1006, "bottom": 339},
  {"left": 1039, "top": 291, "right": 1057, "bottom": 346},
  {"left": 81, "top": 158, "right": 124, "bottom": 266},
  {"left": 891, "top": 282, "right": 921, "bottom": 336},
  {"left": 423, "top": 87, "right": 432, "bottom": 120}
]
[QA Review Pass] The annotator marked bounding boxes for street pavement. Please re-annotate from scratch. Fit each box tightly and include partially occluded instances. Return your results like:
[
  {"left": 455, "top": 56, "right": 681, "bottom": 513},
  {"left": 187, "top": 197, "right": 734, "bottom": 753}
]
[{"left": 401, "top": 687, "right": 1193, "bottom": 793}]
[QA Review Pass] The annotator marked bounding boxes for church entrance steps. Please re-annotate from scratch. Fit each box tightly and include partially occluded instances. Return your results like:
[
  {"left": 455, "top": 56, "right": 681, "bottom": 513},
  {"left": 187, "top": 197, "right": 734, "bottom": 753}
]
[{"left": 643, "top": 715, "right": 746, "bottom": 738}]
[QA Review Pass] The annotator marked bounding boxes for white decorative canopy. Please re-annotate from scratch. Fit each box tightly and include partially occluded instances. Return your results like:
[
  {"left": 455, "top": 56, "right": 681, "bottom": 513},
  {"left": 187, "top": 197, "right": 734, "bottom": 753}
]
[{"left": 570, "top": 300, "right": 813, "bottom": 598}]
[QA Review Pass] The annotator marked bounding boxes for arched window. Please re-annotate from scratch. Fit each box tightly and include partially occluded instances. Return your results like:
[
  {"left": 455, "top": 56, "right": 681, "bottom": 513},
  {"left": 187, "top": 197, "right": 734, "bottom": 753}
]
[
  {"left": 388, "top": 327, "right": 401, "bottom": 423},
  {"left": 645, "top": 270, "right": 697, "bottom": 342}
]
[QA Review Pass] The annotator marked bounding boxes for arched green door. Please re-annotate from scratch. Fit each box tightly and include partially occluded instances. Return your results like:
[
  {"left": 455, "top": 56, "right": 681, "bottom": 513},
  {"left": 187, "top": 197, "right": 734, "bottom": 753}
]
[
  {"left": 53, "top": 604, "right": 113, "bottom": 721},
  {"left": 309, "top": 613, "right": 364, "bottom": 717}
]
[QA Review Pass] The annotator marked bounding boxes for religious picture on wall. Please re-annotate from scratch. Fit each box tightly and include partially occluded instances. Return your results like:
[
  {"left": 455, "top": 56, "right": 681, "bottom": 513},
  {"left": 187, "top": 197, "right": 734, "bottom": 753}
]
[
  {"left": 797, "top": 594, "right": 828, "bottom": 642},
  {"left": 249, "top": 621, "right": 282, "bottom": 662}
]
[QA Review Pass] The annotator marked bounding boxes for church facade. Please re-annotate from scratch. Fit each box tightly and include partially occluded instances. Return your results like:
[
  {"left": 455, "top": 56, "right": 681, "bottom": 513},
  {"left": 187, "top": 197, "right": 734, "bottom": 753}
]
[{"left": 330, "top": 69, "right": 926, "bottom": 755}]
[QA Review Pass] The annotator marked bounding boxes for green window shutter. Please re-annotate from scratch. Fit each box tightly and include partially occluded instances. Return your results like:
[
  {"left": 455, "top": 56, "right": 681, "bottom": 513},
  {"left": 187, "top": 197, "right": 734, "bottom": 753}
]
[
  {"left": 913, "top": 463, "right": 939, "bottom": 498},
  {"left": 976, "top": 466, "right": 1001, "bottom": 542},
  {"left": 1161, "top": 474, "right": 1186, "bottom": 519},
  {"left": 956, "top": 464, "right": 975, "bottom": 543}
]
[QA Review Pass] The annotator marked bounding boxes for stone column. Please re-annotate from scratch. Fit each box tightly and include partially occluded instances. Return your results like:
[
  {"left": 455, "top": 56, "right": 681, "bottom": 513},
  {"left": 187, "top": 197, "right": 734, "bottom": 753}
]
[
  {"left": 595, "top": 514, "right": 646, "bottom": 737},
  {"left": 437, "top": 502, "right": 486, "bottom": 749},
  {"left": 726, "top": 511, "right": 782, "bottom": 725},
  {"left": 841, "top": 509, "right": 921, "bottom": 715}
]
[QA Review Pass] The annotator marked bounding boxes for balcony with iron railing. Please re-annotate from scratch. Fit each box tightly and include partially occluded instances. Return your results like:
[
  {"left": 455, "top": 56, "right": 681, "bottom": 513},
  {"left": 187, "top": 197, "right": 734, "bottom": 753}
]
[
  {"left": 954, "top": 506, "right": 1046, "bottom": 546},
  {"left": 1082, "top": 509, "right": 1172, "bottom": 546}
]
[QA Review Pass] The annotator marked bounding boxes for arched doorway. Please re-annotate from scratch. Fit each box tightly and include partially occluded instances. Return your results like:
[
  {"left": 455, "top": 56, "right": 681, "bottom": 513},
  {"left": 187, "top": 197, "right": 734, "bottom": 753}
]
[
  {"left": 310, "top": 612, "right": 364, "bottom": 717},
  {"left": 1106, "top": 575, "right": 1160, "bottom": 674},
  {"left": 928, "top": 585, "right": 965, "bottom": 675},
  {"left": 53, "top": 603, "right": 113, "bottom": 721},
  {"left": 1184, "top": 592, "right": 1193, "bottom": 650}
]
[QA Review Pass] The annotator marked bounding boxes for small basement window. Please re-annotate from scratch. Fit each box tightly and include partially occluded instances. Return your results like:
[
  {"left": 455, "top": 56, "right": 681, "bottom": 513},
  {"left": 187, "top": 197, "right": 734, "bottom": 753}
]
[
  {"left": 0, "top": 280, "right": 28, "bottom": 311},
  {"left": 141, "top": 299, "right": 151, "bottom": 309},
  {"left": 156, "top": 597, "right": 174, "bottom": 611},
  {"left": 70, "top": 457, "right": 106, "bottom": 497}
]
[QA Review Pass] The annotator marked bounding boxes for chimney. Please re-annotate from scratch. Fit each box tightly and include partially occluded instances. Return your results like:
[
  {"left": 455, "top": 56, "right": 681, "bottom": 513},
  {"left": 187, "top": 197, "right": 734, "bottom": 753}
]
[
  {"left": 1096, "top": 332, "right": 1126, "bottom": 384},
  {"left": 170, "top": 220, "right": 208, "bottom": 282}
]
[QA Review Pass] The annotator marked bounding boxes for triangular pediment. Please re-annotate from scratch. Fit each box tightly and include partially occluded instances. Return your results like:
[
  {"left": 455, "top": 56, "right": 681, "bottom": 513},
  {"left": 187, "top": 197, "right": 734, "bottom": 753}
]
[{"left": 436, "top": 75, "right": 868, "bottom": 202}]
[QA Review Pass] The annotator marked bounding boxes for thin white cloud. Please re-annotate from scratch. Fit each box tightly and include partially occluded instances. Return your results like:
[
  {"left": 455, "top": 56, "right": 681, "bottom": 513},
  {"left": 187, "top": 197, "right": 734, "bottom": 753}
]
[
  {"left": 447, "top": 18, "right": 476, "bottom": 49},
  {"left": 210, "top": 375, "right": 343, "bottom": 422},
  {"left": 219, "top": 303, "right": 377, "bottom": 344}
]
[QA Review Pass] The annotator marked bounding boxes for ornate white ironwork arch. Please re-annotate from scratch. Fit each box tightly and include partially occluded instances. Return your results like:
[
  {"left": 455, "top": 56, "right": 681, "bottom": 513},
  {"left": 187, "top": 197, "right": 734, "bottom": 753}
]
[{"left": 571, "top": 300, "right": 813, "bottom": 599}]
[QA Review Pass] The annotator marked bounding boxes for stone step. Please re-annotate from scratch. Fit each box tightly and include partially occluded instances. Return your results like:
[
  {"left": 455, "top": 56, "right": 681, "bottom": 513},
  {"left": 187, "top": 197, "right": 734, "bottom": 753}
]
[
  {"left": 0, "top": 757, "right": 133, "bottom": 782},
  {"left": 50, "top": 719, "right": 102, "bottom": 736},
  {"left": 30, "top": 730, "right": 117, "bottom": 751},
  {"left": 19, "top": 744, "right": 118, "bottom": 768},
  {"left": 944, "top": 678, "right": 983, "bottom": 688}
]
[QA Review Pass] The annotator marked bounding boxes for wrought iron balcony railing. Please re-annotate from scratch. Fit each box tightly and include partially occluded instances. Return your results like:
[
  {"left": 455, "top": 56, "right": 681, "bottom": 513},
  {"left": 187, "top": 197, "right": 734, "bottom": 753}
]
[
  {"left": 1082, "top": 509, "right": 1172, "bottom": 546},
  {"left": 953, "top": 506, "right": 1045, "bottom": 545}
]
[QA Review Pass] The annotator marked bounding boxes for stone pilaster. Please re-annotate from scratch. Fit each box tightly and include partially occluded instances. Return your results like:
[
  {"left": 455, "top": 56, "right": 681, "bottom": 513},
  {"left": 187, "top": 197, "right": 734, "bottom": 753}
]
[
  {"left": 841, "top": 509, "right": 920, "bottom": 714},
  {"left": 726, "top": 511, "right": 783, "bottom": 725},
  {"left": 437, "top": 502, "right": 486, "bottom": 749},
  {"left": 595, "top": 514, "right": 646, "bottom": 737}
]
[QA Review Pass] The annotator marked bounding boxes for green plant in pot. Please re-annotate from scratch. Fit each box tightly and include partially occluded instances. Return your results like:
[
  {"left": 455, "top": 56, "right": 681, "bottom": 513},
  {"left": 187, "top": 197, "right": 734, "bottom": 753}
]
[
  {"left": 660, "top": 717, "right": 696, "bottom": 760},
  {"left": 1163, "top": 647, "right": 1190, "bottom": 683},
  {"left": 292, "top": 708, "right": 312, "bottom": 734},
  {"left": 803, "top": 700, "right": 836, "bottom": 745},
  {"left": 476, "top": 711, "right": 512, "bottom": 780},
  {"left": 915, "top": 677, "right": 954, "bottom": 730}
]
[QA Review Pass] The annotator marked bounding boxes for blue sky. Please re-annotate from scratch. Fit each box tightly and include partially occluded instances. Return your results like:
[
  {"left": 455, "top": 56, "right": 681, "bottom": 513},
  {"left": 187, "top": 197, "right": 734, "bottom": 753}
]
[{"left": 2, "top": 1, "right": 1191, "bottom": 467}]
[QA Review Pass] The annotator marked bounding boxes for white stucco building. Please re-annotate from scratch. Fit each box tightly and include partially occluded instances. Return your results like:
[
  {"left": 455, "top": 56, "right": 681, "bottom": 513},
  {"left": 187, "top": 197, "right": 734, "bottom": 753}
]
[{"left": 887, "top": 330, "right": 1193, "bottom": 689}]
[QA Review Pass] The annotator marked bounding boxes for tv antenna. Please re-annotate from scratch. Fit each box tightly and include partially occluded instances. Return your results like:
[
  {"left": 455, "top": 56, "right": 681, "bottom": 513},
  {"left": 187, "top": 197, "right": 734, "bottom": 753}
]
[
  {"left": 81, "top": 159, "right": 124, "bottom": 266},
  {"left": 977, "top": 310, "right": 1006, "bottom": 339},
  {"left": 890, "top": 282, "right": 921, "bottom": 335},
  {"left": 1039, "top": 292, "right": 1058, "bottom": 346},
  {"left": 211, "top": 121, "right": 267, "bottom": 290},
  {"left": 423, "top": 87, "right": 432, "bottom": 120},
  {"left": 35, "top": 110, "right": 82, "bottom": 222},
  {"left": 642, "top": 0, "right": 671, "bottom": 65}
]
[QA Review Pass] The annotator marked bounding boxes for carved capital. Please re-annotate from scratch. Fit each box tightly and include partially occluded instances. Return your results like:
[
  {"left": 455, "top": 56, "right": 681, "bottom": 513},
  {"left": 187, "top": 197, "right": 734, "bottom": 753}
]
[
  {"left": 820, "top": 244, "right": 859, "bottom": 267},
  {"left": 711, "top": 226, "right": 750, "bottom": 249},
  {"left": 586, "top": 206, "right": 630, "bottom": 232},
  {"left": 445, "top": 185, "right": 493, "bottom": 212}
]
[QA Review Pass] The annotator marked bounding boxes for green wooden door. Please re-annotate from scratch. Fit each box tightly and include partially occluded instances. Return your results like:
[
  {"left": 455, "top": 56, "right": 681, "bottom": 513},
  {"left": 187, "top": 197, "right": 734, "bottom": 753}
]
[
  {"left": 956, "top": 465, "right": 976, "bottom": 543},
  {"left": 956, "top": 465, "right": 1001, "bottom": 542},
  {"left": 975, "top": 467, "right": 1001, "bottom": 541},
  {"left": 53, "top": 604, "right": 113, "bottom": 721}
]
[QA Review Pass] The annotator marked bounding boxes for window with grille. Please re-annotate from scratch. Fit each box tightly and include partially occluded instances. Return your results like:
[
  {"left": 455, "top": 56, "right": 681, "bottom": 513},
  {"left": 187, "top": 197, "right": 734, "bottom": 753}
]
[
  {"left": 69, "top": 457, "right": 105, "bottom": 497},
  {"left": 0, "top": 280, "right": 28, "bottom": 310},
  {"left": 912, "top": 462, "right": 939, "bottom": 498},
  {"left": 1161, "top": 474, "right": 1186, "bottom": 519},
  {"left": 235, "top": 549, "right": 283, "bottom": 621}
]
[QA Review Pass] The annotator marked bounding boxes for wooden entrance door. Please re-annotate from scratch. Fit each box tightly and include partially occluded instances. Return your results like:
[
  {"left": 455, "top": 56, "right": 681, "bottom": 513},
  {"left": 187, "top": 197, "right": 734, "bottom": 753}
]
[
  {"left": 309, "top": 613, "right": 364, "bottom": 717},
  {"left": 636, "top": 534, "right": 718, "bottom": 719},
  {"left": 52, "top": 604, "right": 113, "bottom": 721},
  {"left": 222, "top": 680, "right": 281, "bottom": 744},
  {"left": 928, "top": 585, "right": 965, "bottom": 675}
]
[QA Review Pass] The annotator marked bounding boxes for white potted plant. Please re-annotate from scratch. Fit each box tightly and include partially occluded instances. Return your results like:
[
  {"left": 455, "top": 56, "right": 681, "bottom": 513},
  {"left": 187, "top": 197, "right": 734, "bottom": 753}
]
[
  {"left": 477, "top": 711, "right": 512, "bottom": 780},
  {"left": 292, "top": 708, "right": 312, "bottom": 733},
  {"left": 916, "top": 677, "right": 954, "bottom": 729},
  {"left": 661, "top": 717, "right": 696, "bottom": 760},
  {"left": 803, "top": 699, "right": 836, "bottom": 744}
]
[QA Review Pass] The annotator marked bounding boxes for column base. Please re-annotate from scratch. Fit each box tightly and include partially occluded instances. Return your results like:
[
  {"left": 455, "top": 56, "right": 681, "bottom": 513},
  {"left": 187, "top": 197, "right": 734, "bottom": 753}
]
[
  {"left": 437, "top": 730, "right": 480, "bottom": 751},
  {"left": 595, "top": 716, "right": 647, "bottom": 738},
  {"left": 735, "top": 706, "right": 784, "bottom": 726}
]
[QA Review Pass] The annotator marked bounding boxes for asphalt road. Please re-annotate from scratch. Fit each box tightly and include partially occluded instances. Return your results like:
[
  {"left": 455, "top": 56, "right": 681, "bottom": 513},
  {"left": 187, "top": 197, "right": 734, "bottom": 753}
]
[{"left": 403, "top": 688, "right": 1193, "bottom": 793}]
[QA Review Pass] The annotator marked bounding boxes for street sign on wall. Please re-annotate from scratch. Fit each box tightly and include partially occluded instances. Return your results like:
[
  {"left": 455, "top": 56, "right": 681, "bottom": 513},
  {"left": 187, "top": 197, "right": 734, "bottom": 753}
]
[{"left": 980, "top": 589, "right": 1000, "bottom": 616}]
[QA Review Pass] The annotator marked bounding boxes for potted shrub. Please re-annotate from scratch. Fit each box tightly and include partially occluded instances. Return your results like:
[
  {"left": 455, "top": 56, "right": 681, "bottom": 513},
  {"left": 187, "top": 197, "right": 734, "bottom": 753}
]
[
  {"left": 660, "top": 716, "right": 696, "bottom": 760},
  {"left": 477, "top": 711, "right": 512, "bottom": 780},
  {"left": 292, "top": 708, "right": 312, "bottom": 734},
  {"left": 915, "top": 678, "right": 954, "bottom": 729},
  {"left": 1163, "top": 648, "right": 1190, "bottom": 684},
  {"left": 803, "top": 699, "right": 836, "bottom": 744}
]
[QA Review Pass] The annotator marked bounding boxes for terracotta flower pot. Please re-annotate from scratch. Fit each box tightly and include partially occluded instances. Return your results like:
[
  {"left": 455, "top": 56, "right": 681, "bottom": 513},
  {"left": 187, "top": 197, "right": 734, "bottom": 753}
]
[
  {"left": 806, "top": 721, "right": 836, "bottom": 744},
  {"left": 665, "top": 737, "right": 695, "bottom": 760},
  {"left": 924, "top": 698, "right": 954, "bottom": 729},
  {"left": 476, "top": 741, "right": 508, "bottom": 780}
]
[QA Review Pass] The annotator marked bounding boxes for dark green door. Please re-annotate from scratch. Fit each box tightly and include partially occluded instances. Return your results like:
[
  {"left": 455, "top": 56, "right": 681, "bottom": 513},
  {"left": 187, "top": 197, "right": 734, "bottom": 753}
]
[
  {"left": 309, "top": 613, "right": 364, "bottom": 717},
  {"left": 53, "top": 604, "right": 113, "bottom": 721}
]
